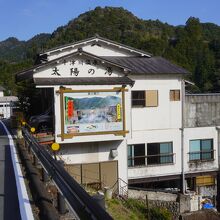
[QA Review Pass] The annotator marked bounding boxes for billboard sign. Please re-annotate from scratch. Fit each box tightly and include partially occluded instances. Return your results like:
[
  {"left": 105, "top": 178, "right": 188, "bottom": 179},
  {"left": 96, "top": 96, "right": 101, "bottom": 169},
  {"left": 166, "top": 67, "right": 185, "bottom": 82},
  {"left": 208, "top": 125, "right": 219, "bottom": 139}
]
[{"left": 63, "top": 91, "right": 123, "bottom": 135}]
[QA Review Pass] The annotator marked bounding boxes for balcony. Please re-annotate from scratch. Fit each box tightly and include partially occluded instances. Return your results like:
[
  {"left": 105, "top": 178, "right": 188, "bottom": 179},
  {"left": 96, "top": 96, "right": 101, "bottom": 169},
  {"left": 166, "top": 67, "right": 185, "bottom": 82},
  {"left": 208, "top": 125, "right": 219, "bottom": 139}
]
[
  {"left": 128, "top": 153, "right": 175, "bottom": 167},
  {"left": 188, "top": 150, "right": 215, "bottom": 162}
]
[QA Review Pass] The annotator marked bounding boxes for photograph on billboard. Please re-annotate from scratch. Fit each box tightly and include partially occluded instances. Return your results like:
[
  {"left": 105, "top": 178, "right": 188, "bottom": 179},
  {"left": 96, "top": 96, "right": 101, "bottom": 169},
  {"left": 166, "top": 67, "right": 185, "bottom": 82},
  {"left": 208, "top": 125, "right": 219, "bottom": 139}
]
[{"left": 63, "top": 91, "right": 123, "bottom": 134}]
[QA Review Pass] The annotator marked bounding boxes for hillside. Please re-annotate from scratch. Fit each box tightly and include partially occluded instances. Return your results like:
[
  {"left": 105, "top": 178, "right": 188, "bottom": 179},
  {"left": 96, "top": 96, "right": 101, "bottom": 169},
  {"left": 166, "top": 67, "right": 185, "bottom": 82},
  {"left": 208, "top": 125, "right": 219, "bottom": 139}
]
[
  {"left": 0, "top": 37, "right": 26, "bottom": 61},
  {"left": 0, "top": 34, "right": 50, "bottom": 62},
  {"left": 0, "top": 6, "right": 220, "bottom": 94},
  {"left": 46, "top": 7, "right": 175, "bottom": 50}
]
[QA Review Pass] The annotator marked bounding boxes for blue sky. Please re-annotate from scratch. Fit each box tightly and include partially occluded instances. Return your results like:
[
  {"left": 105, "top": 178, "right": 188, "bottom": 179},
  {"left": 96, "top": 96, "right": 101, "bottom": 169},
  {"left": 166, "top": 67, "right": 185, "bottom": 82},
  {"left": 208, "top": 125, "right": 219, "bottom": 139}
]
[{"left": 0, "top": 0, "right": 219, "bottom": 41}]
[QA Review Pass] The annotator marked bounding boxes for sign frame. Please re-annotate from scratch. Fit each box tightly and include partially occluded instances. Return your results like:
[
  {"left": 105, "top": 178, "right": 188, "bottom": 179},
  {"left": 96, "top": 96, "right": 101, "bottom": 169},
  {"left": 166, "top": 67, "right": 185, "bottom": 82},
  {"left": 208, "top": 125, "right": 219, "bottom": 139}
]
[{"left": 57, "top": 87, "right": 128, "bottom": 140}]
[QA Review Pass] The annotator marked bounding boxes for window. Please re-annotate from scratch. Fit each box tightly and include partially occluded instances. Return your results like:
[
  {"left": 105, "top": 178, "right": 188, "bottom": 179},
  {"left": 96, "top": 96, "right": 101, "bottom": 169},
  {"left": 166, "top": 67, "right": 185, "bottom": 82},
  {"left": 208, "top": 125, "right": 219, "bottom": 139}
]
[
  {"left": 132, "top": 90, "right": 158, "bottom": 107},
  {"left": 128, "top": 144, "right": 145, "bottom": 167},
  {"left": 132, "top": 91, "right": 145, "bottom": 106},
  {"left": 145, "top": 90, "right": 158, "bottom": 107},
  {"left": 189, "top": 139, "right": 213, "bottom": 161},
  {"left": 147, "top": 142, "right": 173, "bottom": 165},
  {"left": 170, "top": 90, "right": 180, "bottom": 101}
]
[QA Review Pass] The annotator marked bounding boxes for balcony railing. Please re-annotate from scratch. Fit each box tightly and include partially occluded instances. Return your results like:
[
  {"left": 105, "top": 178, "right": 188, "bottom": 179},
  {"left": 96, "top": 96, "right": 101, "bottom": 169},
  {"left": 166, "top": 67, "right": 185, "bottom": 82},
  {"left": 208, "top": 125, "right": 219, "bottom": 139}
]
[
  {"left": 128, "top": 153, "right": 175, "bottom": 167},
  {"left": 188, "top": 150, "right": 215, "bottom": 162}
]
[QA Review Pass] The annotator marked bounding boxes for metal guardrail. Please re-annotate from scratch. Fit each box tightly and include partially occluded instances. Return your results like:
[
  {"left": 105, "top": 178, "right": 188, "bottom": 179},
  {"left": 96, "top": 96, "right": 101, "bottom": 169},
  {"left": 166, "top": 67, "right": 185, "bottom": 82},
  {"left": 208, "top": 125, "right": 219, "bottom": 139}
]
[
  {"left": 188, "top": 150, "right": 215, "bottom": 162},
  {"left": 128, "top": 153, "right": 175, "bottom": 167},
  {"left": 22, "top": 127, "right": 113, "bottom": 220}
]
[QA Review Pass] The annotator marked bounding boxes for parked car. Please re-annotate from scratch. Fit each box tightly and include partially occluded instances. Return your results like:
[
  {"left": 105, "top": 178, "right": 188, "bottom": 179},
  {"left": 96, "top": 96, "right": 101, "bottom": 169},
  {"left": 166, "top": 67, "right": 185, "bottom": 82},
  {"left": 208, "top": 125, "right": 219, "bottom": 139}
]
[{"left": 29, "top": 107, "right": 53, "bottom": 132}]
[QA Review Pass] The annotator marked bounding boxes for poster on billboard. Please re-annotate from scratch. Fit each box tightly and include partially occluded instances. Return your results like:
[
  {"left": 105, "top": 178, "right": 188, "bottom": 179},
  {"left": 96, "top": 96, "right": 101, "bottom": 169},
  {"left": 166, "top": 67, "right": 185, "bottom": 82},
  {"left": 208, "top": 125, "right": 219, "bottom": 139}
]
[{"left": 63, "top": 91, "right": 123, "bottom": 135}]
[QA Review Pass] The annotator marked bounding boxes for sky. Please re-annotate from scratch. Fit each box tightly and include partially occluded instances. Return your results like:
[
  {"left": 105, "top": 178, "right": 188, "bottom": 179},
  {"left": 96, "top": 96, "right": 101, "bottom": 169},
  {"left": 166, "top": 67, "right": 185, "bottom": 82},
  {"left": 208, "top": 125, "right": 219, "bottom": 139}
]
[{"left": 0, "top": 0, "right": 219, "bottom": 41}]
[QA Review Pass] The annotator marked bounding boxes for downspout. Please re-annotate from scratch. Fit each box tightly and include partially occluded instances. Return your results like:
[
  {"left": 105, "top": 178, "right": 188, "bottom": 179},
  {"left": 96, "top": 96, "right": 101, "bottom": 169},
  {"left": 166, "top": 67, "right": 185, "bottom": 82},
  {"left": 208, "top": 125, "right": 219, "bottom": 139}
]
[
  {"left": 181, "top": 79, "right": 185, "bottom": 194},
  {"left": 215, "top": 126, "right": 220, "bottom": 211}
]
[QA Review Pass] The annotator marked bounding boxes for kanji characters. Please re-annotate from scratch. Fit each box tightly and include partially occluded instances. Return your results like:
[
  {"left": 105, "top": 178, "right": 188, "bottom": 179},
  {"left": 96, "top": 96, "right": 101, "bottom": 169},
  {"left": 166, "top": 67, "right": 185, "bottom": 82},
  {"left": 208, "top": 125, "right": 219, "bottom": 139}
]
[
  {"left": 52, "top": 67, "right": 60, "bottom": 76},
  {"left": 105, "top": 67, "right": 113, "bottom": 76},
  {"left": 70, "top": 68, "right": 79, "bottom": 76},
  {"left": 88, "top": 69, "right": 95, "bottom": 75}
]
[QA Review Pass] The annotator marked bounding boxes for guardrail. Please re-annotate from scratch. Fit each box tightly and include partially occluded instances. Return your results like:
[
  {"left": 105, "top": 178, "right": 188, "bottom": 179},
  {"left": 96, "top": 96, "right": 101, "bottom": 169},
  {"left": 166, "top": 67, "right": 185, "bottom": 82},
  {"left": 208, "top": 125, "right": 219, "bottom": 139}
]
[
  {"left": 22, "top": 127, "right": 113, "bottom": 220},
  {"left": 128, "top": 153, "right": 176, "bottom": 167}
]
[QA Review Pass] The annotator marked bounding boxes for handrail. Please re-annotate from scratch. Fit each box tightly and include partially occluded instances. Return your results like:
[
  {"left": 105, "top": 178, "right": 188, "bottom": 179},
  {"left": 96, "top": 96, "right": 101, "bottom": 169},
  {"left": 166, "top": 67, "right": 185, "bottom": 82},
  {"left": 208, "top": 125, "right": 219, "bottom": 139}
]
[
  {"left": 188, "top": 149, "right": 215, "bottom": 162},
  {"left": 22, "top": 127, "right": 113, "bottom": 220},
  {"left": 111, "top": 178, "right": 128, "bottom": 199},
  {"left": 128, "top": 153, "right": 175, "bottom": 167},
  {"left": 128, "top": 153, "right": 175, "bottom": 159}
]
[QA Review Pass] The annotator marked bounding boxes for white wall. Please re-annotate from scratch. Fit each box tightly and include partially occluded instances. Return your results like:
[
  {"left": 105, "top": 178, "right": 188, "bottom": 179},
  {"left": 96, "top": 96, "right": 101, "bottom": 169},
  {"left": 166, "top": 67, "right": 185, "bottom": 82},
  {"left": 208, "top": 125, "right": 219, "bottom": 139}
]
[
  {"left": 58, "top": 140, "right": 127, "bottom": 183},
  {"left": 51, "top": 73, "right": 183, "bottom": 181},
  {"left": 128, "top": 129, "right": 182, "bottom": 179},
  {"left": 127, "top": 74, "right": 183, "bottom": 180},
  {"left": 129, "top": 75, "right": 182, "bottom": 132},
  {"left": 0, "top": 103, "right": 11, "bottom": 118},
  {"left": 184, "top": 127, "right": 219, "bottom": 174},
  {"left": 35, "top": 54, "right": 124, "bottom": 78},
  {"left": 52, "top": 84, "right": 131, "bottom": 182},
  {"left": 47, "top": 42, "right": 138, "bottom": 61}
]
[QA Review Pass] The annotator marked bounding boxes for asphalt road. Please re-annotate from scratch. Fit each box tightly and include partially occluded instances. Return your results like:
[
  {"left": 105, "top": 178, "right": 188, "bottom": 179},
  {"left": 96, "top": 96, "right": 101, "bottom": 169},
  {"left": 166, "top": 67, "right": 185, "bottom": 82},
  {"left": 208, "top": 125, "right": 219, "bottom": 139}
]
[{"left": 0, "top": 122, "right": 21, "bottom": 220}]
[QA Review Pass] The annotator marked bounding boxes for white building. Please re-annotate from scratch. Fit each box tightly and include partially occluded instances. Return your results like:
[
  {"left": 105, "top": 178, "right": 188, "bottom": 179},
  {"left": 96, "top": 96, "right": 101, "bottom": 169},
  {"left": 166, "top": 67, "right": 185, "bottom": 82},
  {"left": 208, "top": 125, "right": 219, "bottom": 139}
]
[
  {"left": 0, "top": 85, "right": 18, "bottom": 118},
  {"left": 16, "top": 36, "right": 219, "bottom": 196}
]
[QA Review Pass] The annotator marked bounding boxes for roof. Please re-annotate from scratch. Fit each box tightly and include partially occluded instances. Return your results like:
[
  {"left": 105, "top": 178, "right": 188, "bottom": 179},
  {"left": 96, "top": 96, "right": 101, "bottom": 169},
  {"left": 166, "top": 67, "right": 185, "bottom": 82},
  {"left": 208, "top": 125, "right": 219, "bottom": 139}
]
[
  {"left": 34, "top": 77, "right": 134, "bottom": 86},
  {"left": 0, "top": 96, "right": 18, "bottom": 103},
  {"left": 15, "top": 37, "right": 189, "bottom": 84},
  {"left": 16, "top": 50, "right": 131, "bottom": 82},
  {"left": 16, "top": 55, "right": 189, "bottom": 83},
  {"left": 40, "top": 35, "right": 152, "bottom": 57},
  {"left": 102, "top": 56, "right": 190, "bottom": 75}
]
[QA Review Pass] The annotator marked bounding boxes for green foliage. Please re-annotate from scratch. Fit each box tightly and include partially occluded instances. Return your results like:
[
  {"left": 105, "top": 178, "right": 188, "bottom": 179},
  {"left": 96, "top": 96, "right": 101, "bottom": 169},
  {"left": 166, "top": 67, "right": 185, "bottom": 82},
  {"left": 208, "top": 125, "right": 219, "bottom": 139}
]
[
  {"left": 16, "top": 80, "right": 42, "bottom": 117},
  {"left": 0, "top": 34, "right": 50, "bottom": 62},
  {"left": 106, "top": 198, "right": 172, "bottom": 220},
  {"left": 0, "top": 6, "right": 220, "bottom": 95},
  {"left": 149, "top": 207, "right": 172, "bottom": 220},
  {"left": 123, "top": 198, "right": 148, "bottom": 218},
  {"left": 0, "top": 59, "right": 33, "bottom": 94}
]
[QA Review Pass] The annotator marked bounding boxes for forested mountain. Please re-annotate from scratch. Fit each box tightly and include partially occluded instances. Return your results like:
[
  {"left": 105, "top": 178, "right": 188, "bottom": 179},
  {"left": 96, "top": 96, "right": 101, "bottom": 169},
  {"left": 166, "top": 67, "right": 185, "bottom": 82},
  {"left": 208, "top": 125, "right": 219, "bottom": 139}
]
[
  {"left": 0, "top": 34, "right": 50, "bottom": 62},
  {"left": 0, "top": 6, "right": 220, "bottom": 95}
]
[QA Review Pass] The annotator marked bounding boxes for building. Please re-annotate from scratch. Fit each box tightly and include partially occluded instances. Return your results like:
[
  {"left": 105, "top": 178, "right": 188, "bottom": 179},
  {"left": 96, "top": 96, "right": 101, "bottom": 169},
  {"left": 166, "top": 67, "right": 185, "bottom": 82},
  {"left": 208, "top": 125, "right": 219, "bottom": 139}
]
[
  {"left": 184, "top": 94, "right": 219, "bottom": 198},
  {"left": 16, "top": 36, "right": 219, "bottom": 197},
  {"left": 0, "top": 85, "right": 18, "bottom": 118}
]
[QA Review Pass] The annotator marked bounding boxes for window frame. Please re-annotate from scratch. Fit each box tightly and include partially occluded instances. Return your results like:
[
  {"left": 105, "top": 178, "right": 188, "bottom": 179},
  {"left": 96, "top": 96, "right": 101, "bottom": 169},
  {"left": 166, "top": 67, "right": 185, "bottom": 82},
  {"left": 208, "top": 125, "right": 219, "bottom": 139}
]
[
  {"left": 189, "top": 139, "right": 214, "bottom": 162},
  {"left": 132, "top": 90, "right": 159, "bottom": 107},
  {"left": 128, "top": 144, "right": 146, "bottom": 167},
  {"left": 170, "top": 90, "right": 180, "bottom": 101},
  {"left": 147, "top": 142, "right": 174, "bottom": 165},
  {"left": 145, "top": 90, "right": 158, "bottom": 107},
  {"left": 131, "top": 91, "right": 145, "bottom": 107}
]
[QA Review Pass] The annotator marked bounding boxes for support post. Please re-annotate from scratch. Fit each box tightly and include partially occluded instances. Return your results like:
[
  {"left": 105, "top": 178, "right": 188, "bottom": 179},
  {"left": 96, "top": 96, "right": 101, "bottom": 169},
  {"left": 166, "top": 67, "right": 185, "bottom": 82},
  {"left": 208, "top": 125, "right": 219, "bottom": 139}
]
[
  {"left": 57, "top": 192, "right": 66, "bottom": 214},
  {"left": 146, "top": 194, "right": 150, "bottom": 220},
  {"left": 28, "top": 143, "right": 31, "bottom": 153},
  {"left": 42, "top": 168, "right": 49, "bottom": 182},
  {"left": 217, "top": 172, "right": 220, "bottom": 211},
  {"left": 33, "top": 154, "right": 38, "bottom": 166}
]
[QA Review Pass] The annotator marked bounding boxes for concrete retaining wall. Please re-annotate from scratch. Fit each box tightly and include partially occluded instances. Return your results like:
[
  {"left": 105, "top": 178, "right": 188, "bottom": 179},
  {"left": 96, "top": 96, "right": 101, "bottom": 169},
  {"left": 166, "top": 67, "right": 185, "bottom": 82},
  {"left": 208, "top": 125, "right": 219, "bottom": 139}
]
[{"left": 129, "top": 189, "right": 198, "bottom": 219}]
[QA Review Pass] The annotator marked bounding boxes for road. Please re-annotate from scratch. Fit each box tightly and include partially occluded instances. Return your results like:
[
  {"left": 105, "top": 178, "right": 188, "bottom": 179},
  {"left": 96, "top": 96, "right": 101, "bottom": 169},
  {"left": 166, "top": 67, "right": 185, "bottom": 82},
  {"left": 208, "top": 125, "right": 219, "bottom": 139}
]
[{"left": 0, "top": 121, "right": 21, "bottom": 220}]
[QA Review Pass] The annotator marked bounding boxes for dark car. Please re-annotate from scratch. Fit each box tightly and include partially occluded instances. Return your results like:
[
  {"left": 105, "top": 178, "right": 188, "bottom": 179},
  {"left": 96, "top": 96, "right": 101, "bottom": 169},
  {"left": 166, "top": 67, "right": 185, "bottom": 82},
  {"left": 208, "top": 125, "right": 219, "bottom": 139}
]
[{"left": 29, "top": 107, "right": 53, "bottom": 132}]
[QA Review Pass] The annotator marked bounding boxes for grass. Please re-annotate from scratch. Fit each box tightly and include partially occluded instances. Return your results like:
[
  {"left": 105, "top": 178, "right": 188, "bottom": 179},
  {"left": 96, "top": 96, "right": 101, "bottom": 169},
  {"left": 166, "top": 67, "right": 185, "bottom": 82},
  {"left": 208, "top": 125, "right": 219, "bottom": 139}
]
[
  {"left": 106, "top": 199, "right": 146, "bottom": 220},
  {"left": 106, "top": 198, "right": 172, "bottom": 220}
]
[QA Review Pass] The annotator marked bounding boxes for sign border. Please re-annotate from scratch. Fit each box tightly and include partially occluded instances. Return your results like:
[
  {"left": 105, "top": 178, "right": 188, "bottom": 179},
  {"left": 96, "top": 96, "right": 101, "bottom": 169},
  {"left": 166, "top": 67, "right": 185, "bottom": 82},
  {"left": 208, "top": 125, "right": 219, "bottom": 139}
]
[{"left": 56, "top": 87, "right": 128, "bottom": 140}]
